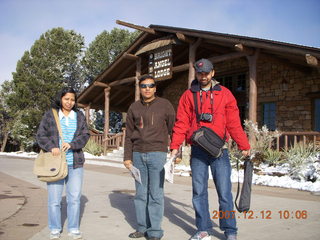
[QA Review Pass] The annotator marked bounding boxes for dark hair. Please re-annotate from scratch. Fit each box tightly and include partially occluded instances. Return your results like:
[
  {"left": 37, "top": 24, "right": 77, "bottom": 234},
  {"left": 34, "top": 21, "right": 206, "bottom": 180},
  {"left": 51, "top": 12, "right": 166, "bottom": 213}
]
[
  {"left": 139, "top": 75, "right": 155, "bottom": 84},
  {"left": 51, "top": 87, "right": 78, "bottom": 111}
]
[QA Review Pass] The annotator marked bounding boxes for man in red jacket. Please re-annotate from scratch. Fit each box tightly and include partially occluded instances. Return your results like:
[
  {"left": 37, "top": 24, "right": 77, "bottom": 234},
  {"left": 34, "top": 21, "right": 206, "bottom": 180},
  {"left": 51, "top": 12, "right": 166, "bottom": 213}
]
[{"left": 171, "top": 59, "right": 250, "bottom": 240}]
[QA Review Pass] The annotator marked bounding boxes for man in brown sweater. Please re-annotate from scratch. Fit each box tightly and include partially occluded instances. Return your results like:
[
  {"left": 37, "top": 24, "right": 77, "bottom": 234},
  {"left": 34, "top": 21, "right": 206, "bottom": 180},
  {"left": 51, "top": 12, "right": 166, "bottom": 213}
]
[{"left": 123, "top": 75, "right": 176, "bottom": 240}]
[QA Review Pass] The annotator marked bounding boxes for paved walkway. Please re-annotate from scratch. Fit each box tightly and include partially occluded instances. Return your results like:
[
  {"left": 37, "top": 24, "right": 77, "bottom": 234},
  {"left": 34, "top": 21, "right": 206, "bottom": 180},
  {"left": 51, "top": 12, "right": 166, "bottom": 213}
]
[{"left": 0, "top": 156, "right": 319, "bottom": 240}]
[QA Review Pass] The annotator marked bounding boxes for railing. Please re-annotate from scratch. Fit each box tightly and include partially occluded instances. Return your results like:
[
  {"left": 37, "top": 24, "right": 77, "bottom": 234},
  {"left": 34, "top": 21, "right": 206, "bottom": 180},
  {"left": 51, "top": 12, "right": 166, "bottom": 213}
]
[
  {"left": 103, "top": 132, "right": 125, "bottom": 149},
  {"left": 90, "top": 134, "right": 104, "bottom": 147},
  {"left": 89, "top": 128, "right": 126, "bottom": 154},
  {"left": 273, "top": 131, "right": 320, "bottom": 151},
  {"left": 91, "top": 130, "right": 319, "bottom": 154}
]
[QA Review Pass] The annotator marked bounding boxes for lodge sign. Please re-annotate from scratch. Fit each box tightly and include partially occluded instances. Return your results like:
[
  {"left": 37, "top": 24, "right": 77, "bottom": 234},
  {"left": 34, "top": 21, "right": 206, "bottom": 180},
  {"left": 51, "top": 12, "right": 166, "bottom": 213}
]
[{"left": 148, "top": 46, "right": 172, "bottom": 81}]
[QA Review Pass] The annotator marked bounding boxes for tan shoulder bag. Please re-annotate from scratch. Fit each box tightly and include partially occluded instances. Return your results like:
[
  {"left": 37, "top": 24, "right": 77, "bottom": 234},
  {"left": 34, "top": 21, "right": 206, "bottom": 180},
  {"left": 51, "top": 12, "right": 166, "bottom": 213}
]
[{"left": 33, "top": 109, "right": 68, "bottom": 182}]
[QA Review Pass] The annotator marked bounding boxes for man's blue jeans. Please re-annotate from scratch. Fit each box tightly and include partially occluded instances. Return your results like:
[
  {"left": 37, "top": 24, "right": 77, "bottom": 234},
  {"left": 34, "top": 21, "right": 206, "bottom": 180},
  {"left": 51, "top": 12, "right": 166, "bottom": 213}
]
[
  {"left": 133, "top": 151, "right": 167, "bottom": 238},
  {"left": 191, "top": 146, "right": 237, "bottom": 236},
  {"left": 47, "top": 166, "right": 83, "bottom": 233}
]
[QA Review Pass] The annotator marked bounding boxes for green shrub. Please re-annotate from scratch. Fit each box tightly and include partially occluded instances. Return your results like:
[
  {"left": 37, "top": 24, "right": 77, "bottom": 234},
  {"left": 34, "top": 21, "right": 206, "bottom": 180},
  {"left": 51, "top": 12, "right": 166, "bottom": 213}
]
[
  {"left": 263, "top": 149, "right": 285, "bottom": 166},
  {"left": 283, "top": 143, "right": 319, "bottom": 178},
  {"left": 83, "top": 139, "right": 103, "bottom": 156}
]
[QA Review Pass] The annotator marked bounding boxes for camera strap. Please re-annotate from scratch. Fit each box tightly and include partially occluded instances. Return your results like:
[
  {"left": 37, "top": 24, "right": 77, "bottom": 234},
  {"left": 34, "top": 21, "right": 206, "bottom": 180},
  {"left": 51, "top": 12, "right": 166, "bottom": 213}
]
[
  {"left": 193, "top": 88, "right": 214, "bottom": 123},
  {"left": 193, "top": 89, "right": 227, "bottom": 140}
]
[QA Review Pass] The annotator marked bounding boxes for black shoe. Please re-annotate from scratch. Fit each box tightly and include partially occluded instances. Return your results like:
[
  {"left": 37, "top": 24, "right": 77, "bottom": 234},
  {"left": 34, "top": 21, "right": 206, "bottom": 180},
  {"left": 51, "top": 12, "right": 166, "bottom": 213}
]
[
  {"left": 128, "top": 231, "right": 145, "bottom": 238},
  {"left": 148, "top": 237, "right": 161, "bottom": 240}
]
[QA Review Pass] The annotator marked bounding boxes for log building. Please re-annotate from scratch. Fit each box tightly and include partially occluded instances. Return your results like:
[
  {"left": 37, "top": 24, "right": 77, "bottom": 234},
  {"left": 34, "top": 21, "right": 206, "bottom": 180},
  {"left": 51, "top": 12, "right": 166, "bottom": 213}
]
[{"left": 77, "top": 21, "right": 320, "bottom": 151}]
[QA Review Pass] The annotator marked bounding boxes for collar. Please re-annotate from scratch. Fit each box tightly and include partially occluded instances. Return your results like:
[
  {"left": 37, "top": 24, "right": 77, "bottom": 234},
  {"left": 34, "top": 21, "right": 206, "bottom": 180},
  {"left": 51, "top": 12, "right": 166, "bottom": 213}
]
[
  {"left": 190, "top": 78, "right": 221, "bottom": 92},
  {"left": 141, "top": 96, "right": 158, "bottom": 105},
  {"left": 59, "top": 109, "right": 76, "bottom": 120}
]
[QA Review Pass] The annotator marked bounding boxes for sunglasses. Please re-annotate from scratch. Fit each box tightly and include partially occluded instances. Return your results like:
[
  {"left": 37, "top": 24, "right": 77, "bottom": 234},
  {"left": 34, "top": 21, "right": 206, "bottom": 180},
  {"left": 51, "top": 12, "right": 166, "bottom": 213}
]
[{"left": 140, "top": 83, "right": 156, "bottom": 89}]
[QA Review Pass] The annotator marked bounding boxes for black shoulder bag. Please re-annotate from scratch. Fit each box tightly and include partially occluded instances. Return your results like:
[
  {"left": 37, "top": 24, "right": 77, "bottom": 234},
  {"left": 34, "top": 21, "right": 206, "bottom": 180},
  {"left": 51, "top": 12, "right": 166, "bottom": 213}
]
[{"left": 191, "top": 91, "right": 226, "bottom": 158}]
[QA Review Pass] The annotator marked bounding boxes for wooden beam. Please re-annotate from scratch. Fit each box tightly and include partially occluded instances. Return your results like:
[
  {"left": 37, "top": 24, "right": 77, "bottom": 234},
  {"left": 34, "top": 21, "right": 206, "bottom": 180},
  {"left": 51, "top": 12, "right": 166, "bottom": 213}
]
[
  {"left": 305, "top": 54, "right": 318, "bottom": 66},
  {"left": 116, "top": 20, "right": 156, "bottom": 34},
  {"left": 103, "top": 87, "right": 111, "bottom": 155},
  {"left": 77, "top": 103, "right": 88, "bottom": 108},
  {"left": 209, "top": 52, "right": 247, "bottom": 63},
  {"left": 246, "top": 49, "right": 260, "bottom": 145},
  {"left": 94, "top": 81, "right": 110, "bottom": 88},
  {"left": 189, "top": 38, "right": 202, "bottom": 87},
  {"left": 109, "top": 76, "right": 136, "bottom": 87},
  {"left": 123, "top": 52, "right": 139, "bottom": 61},
  {"left": 173, "top": 63, "right": 190, "bottom": 73},
  {"left": 234, "top": 43, "right": 255, "bottom": 55},
  {"left": 176, "top": 32, "right": 195, "bottom": 43},
  {"left": 85, "top": 104, "right": 91, "bottom": 125},
  {"left": 135, "top": 58, "right": 141, "bottom": 101}
]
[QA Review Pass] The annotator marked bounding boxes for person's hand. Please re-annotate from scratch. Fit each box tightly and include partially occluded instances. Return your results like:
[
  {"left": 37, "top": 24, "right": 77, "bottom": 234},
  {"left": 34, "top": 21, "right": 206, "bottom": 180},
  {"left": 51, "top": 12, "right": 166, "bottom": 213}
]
[
  {"left": 241, "top": 150, "right": 250, "bottom": 157},
  {"left": 170, "top": 149, "right": 182, "bottom": 164},
  {"left": 123, "top": 160, "right": 133, "bottom": 169},
  {"left": 51, "top": 148, "right": 60, "bottom": 156},
  {"left": 62, "top": 143, "right": 71, "bottom": 152},
  {"left": 170, "top": 149, "right": 178, "bottom": 158},
  {"left": 174, "top": 157, "right": 182, "bottom": 164}
]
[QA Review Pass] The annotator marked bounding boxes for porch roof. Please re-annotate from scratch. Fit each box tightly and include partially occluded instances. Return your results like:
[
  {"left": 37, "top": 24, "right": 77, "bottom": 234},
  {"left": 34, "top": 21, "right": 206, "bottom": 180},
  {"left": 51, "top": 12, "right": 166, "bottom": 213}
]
[{"left": 77, "top": 22, "right": 320, "bottom": 112}]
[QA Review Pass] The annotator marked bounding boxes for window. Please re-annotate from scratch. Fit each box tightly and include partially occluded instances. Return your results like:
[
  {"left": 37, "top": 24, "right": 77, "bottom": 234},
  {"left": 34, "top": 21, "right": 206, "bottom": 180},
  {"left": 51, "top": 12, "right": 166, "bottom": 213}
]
[
  {"left": 315, "top": 99, "right": 320, "bottom": 131},
  {"left": 263, "top": 103, "right": 276, "bottom": 130},
  {"left": 217, "top": 73, "right": 246, "bottom": 92},
  {"left": 236, "top": 74, "right": 246, "bottom": 91}
]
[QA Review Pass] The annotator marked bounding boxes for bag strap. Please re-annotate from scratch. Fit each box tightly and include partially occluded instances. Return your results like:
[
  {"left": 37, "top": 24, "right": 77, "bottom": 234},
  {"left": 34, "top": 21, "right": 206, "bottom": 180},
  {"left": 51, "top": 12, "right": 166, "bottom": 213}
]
[
  {"left": 234, "top": 156, "right": 241, "bottom": 212},
  {"left": 51, "top": 108, "right": 65, "bottom": 144},
  {"left": 193, "top": 92, "right": 201, "bottom": 123}
]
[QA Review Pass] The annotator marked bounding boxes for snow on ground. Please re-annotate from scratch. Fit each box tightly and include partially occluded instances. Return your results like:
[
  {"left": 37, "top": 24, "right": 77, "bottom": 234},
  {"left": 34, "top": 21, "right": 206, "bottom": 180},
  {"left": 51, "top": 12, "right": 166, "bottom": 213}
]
[{"left": 1, "top": 151, "right": 319, "bottom": 192}]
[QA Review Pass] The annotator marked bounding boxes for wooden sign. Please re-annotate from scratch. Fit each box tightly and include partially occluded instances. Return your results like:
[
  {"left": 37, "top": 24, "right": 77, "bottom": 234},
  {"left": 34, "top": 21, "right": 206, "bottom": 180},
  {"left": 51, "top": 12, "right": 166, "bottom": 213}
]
[{"left": 148, "top": 46, "right": 173, "bottom": 81}]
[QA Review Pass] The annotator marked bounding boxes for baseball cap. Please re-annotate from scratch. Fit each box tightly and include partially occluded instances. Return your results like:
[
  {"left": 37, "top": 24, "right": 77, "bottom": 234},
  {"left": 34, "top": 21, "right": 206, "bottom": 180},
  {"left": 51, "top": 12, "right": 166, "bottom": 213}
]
[{"left": 194, "top": 58, "right": 213, "bottom": 73}]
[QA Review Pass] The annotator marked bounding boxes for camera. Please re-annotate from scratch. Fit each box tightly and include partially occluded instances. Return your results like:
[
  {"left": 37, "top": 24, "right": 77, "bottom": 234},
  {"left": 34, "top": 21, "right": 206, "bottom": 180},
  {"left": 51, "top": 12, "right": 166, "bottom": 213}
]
[{"left": 200, "top": 113, "right": 213, "bottom": 122}]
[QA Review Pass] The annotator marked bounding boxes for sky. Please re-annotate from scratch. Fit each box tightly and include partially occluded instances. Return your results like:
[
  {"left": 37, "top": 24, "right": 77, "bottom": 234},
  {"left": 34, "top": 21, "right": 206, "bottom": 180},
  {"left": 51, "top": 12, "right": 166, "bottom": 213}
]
[{"left": 0, "top": 0, "right": 319, "bottom": 86}]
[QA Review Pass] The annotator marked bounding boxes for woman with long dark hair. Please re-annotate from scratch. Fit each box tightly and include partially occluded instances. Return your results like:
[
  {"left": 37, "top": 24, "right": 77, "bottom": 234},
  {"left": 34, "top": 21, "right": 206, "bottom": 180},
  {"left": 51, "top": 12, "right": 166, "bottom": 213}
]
[{"left": 36, "top": 87, "right": 90, "bottom": 240}]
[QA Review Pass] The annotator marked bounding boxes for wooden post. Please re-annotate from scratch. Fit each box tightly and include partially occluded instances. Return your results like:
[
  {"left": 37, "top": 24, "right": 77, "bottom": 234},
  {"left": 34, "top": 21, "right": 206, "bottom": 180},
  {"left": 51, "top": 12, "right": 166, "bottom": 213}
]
[
  {"left": 135, "top": 57, "right": 141, "bottom": 101},
  {"left": 188, "top": 38, "right": 202, "bottom": 87},
  {"left": 121, "top": 127, "right": 126, "bottom": 148},
  {"left": 246, "top": 49, "right": 260, "bottom": 145},
  {"left": 104, "top": 87, "right": 111, "bottom": 155},
  {"left": 85, "top": 104, "right": 91, "bottom": 126}
]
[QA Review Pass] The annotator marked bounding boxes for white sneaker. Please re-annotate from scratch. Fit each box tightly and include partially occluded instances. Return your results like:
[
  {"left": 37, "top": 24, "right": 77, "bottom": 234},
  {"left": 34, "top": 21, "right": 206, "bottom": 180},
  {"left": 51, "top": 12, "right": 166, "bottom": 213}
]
[
  {"left": 190, "top": 231, "right": 211, "bottom": 240},
  {"left": 68, "top": 230, "right": 83, "bottom": 239},
  {"left": 50, "top": 230, "right": 61, "bottom": 239}
]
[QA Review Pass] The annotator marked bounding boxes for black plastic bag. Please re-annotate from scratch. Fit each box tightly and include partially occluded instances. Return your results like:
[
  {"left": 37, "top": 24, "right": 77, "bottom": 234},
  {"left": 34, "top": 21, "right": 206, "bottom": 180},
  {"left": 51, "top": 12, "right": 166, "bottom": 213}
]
[{"left": 235, "top": 157, "right": 253, "bottom": 212}]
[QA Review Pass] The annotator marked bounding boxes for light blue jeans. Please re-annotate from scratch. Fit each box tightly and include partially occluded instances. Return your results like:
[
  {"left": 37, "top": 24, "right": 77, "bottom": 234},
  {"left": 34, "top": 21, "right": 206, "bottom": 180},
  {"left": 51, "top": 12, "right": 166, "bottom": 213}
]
[
  {"left": 47, "top": 166, "right": 83, "bottom": 233},
  {"left": 133, "top": 151, "right": 167, "bottom": 239},
  {"left": 191, "top": 146, "right": 237, "bottom": 237}
]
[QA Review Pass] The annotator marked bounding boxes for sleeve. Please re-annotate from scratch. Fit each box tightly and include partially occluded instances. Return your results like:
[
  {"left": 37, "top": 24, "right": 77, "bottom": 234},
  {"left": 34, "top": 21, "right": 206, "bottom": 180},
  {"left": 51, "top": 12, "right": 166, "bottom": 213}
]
[
  {"left": 69, "top": 112, "right": 90, "bottom": 150},
  {"left": 36, "top": 111, "right": 57, "bottom": 152},
  {"left": 170, "top": 91, "right": 193, "bottom": 149},
  {"left": 224, "top": 90, "right": 250, "bottom": 150},
  {"left": 123, "top": 106, "right": 135, "bottom": 161}
]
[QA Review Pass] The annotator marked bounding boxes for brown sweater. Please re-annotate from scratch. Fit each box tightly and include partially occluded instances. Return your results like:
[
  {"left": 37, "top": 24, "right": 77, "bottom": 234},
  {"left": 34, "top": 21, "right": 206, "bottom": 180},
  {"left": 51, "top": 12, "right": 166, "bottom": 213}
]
[{"left": 124, "top": 97, "right": 176, "bottom": 161}]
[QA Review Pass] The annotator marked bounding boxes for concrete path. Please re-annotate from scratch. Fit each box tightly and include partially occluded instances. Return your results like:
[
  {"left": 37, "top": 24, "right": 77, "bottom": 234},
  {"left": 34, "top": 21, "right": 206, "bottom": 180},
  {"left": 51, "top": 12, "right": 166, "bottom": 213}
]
[{"left": 0, "top": 156, "right": 319, "bottom": 240}]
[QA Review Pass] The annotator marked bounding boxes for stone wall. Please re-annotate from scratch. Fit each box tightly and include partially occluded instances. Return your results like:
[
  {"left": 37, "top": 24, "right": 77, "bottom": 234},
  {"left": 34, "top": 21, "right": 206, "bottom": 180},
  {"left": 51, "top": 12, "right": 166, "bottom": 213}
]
[
  {"left": 257, "top": 55, "right": 320, "bottom": 131},
  {"left": 160, "top": 56, "right": 320, "bottom": 132},
  {"left": 161, "top": 72, "right": 189, "bottom": 111}
]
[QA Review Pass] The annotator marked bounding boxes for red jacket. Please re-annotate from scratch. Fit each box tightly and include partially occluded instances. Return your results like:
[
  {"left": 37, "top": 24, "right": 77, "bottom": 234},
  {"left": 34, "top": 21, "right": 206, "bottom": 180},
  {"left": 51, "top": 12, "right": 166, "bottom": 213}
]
[{"left": 170, "top": 80, "right": 250, "bottom": 151}]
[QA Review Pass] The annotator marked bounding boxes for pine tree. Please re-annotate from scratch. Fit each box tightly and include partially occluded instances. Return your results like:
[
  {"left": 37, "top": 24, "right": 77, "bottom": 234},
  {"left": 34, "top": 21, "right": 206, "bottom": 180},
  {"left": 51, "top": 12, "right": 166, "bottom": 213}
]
[
  {"left": 82, "top": 28, "right": 140, "bottom": 131},
  {"left": 82, "top": 28, "right": 140, "bottom": 84},
  {"left": 8, "top": 27, "right": 85, "bottom": 149},
  {"left": 0, "top": 81, "right": 14, "bottom": 151}
]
